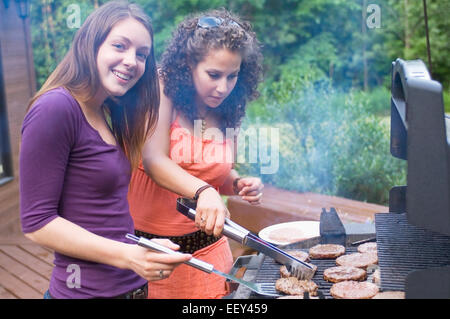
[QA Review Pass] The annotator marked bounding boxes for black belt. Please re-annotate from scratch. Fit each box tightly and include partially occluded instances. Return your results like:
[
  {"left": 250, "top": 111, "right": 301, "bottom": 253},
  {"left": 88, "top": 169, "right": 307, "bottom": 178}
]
[
  {"left": 135, "top": 229, "right": 222, "bottom": 254},
  {"left": 114, "top": 283, "right": 148, "bottom": 299}
]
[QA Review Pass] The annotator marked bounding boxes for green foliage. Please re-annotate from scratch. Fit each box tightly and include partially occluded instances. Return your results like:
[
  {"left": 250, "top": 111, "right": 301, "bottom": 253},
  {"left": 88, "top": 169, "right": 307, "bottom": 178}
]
[
  {"left": 351, "top": 86, "right": 391, "bottom": 116},
  {"left": 28, "top": 0, "right": 448, "bottom": 204},
  {"left": 30, "top": 0, "right": 101, "bottom": 87},
  {"left": 238, "top": 79, "right": 406, "bottom": 205},
  {"left": 377, "top": 0, "right": 450, "bottom": 90},
  {"left": 239, "top": 45, "right": 406, "bottom": 206},
  {"left": 444, "top": 89, "right": 450, "bottom": 114},
  {"left": 30, "top": 0, "right": 449, "bottom": 93}
]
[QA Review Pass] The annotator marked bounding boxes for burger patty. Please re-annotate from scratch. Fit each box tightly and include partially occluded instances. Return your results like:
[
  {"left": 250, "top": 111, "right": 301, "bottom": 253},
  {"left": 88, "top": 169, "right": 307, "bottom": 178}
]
[
  {"left": 330, "top": 281, "right": 379, "bottom": 299},
  {"left": 279, "top": 250, "right": 311, "bottom": 278},
  {"left": 277, "top": 295, "right": 305, "bottom": 299},
  {"left": 372, "top": 268, "right": 380, "bottom": 284},
  {"left": 372, "top": 291, "right": 405, "bottom": 299},
  {"left": 277, "top": 294, "right": 319, "bottom": 299},
  {"left": 275, "top": 277, "right": 318, "bottom": 296},
  {"left": 284, "top": 249, "right": 310, "bottom": 261},
  {"left": 309, "top": 244, "right": 345, "bottom": 259},
  {"left": 357, "top": 242, "right": 377, "bottom": 254},
  {"left": 323, "top": 266, "right": 367, "bottom": 283},
  {"left": 268, "top": 227, "right": 311, "bottom": 244},
  {"left": 335, "top": 252, "right": 378, "bottom": 269},
  {"left": 279, "top": 264, "right": 318, "bottom": 278}
]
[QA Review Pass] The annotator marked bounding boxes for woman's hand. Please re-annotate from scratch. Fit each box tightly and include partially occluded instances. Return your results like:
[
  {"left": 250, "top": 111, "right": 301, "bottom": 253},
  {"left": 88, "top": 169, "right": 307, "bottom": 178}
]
[
  {"left": 195, "top": 187, "right": 228, "bottom": 237},
  {"left": 125, "top": 238, "right": 192, "bottom": 281},
  {"left": 235, "top": 177, "right": 264, "bottom": 205}
]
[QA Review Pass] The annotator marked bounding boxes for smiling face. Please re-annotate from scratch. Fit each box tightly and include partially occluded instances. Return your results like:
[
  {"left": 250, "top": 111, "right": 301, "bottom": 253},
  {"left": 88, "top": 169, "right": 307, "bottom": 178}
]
[
  {"left": 191, "top": 48, "right": 242, "bottom": 110},
  {"left": 96, "top": 17, "right": 151, "bottom": 101}
]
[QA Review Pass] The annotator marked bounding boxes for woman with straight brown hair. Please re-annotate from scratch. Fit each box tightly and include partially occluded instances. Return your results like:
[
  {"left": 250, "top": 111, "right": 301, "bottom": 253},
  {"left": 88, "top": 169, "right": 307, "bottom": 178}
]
[{"left": 20, "top": 1, "right": 191, "bottom": 299}]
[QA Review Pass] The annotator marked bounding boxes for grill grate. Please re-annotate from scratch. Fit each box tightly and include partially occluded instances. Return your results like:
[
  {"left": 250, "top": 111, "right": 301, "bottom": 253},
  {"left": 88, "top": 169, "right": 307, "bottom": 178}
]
[
  {"left": 250, "top": 246, "right": 361, "bottom": 299},
  {"left": 375, "top": 213, "right": 450, "bottom": 292},
  {"left": 238, "top": 213, "right": 450, "bottom": 299}
]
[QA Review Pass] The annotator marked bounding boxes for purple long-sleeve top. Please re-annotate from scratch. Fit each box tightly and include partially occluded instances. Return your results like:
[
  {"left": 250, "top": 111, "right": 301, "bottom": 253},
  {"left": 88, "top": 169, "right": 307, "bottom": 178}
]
[{"left": 19, "top": 87, "right": 146, "bottom": 298}]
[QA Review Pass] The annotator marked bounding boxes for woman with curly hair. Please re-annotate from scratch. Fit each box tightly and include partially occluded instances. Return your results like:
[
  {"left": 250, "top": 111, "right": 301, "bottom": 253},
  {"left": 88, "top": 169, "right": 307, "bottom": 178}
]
[{"left": 128, "top": 9, "right": 264, "bottom": 298}]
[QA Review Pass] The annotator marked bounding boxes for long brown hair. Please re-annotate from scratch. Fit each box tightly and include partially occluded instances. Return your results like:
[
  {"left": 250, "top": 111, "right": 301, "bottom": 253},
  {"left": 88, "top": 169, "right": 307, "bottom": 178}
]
[{"left": 28, "top": 1, "right": 159, "bottom": 169}]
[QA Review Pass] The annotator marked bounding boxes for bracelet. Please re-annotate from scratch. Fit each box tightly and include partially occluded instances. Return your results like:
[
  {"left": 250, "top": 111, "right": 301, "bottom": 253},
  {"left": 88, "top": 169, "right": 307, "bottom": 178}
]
[
  {"left": 232, "top": 177, "right": 241, "bottom": 195},
  {"left": 193, "top": 184, "right": 214, "bottom": 200}
]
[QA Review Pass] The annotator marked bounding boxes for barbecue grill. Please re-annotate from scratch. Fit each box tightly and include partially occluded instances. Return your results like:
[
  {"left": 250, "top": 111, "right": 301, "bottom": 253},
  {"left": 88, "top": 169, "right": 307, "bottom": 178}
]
[
  {"left": 228, "top": 219, "right": 379, "bottom": 299},
  {"left": 227, "top": 59, "right": 450, "bottom": 299}
]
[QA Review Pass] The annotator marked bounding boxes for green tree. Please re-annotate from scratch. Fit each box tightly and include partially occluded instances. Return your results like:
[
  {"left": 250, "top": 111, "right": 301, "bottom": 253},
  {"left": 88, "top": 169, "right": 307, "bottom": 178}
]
[
  {"left": 30, "top": 0, "right": 102, "bottom": 87},
  {"left": 27, "top": 0, "right": 446, "bottom": 204},
  {"left": 30, "top": 0, "right": 448, "bottom": 93}
]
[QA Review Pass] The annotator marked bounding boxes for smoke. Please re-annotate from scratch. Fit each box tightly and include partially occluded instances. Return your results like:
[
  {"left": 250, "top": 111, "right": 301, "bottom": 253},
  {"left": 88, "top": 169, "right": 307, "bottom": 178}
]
[{"left": 239, "top": 78, "right": 405, "bottom": 205}]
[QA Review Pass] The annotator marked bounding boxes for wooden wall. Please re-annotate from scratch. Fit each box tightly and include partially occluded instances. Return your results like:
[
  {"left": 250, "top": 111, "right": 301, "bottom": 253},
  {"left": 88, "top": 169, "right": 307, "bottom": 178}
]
[{"left": 0, "top": 1, "right": 36, "bottom": 236}]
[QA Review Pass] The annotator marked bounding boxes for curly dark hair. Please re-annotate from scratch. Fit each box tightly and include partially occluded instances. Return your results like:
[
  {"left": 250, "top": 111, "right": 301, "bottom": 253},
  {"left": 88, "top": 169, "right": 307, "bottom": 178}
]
[{"left": 159, "top": 8, "right": 263, "bottom": 132}]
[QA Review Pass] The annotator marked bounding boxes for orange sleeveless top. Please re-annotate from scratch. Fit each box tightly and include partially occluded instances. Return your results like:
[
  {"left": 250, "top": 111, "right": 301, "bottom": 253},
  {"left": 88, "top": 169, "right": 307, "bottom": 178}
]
[
  {"left": 128, "top": 116, "right": 234, "bottom": 298},
  {"left": 128, "top": 116, "right": 233, "bottom": 236}
]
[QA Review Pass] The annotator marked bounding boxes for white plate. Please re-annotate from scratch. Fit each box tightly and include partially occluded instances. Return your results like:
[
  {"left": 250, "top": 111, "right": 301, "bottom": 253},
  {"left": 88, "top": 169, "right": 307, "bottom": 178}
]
[{"left": 258, "top": 221, "right": 320, "bottom": 246}]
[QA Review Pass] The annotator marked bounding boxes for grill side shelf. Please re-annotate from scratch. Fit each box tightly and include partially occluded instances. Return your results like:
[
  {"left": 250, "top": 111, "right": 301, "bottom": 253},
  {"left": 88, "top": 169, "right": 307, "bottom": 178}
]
[{"left": 228, "top": 254, "right": 266, "bottom": 299}]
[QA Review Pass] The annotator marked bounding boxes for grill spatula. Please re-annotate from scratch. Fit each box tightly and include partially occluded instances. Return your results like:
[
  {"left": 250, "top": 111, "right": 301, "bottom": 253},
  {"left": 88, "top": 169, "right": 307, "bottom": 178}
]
[{"left": 126, "top": 234, "right": 281, "bottom": 297}]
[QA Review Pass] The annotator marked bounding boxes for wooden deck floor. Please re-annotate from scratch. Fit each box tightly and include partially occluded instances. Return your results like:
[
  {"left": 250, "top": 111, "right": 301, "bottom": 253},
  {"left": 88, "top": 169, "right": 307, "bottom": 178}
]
[
  {"left": 227, "top": 185, "right": 388, "bottom": 234},
  {"left": 0, "top": 235, "right": 52, "bottom": 299}
]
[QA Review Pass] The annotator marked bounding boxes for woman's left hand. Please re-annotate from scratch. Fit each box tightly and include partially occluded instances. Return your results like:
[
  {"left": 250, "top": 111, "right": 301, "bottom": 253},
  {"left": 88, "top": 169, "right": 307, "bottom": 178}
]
[{"left": 235, "top": 177, "right": 263, "bottom": 205}]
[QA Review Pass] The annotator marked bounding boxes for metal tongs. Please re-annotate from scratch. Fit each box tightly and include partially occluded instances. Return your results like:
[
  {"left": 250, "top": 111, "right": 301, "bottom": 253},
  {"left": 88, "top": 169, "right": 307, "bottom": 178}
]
[
  {"left": 126, "top": 234, "right": 281, "bottom": 297},
  {"left": 176, "top": 198, "right": 317, "bottom": 280}
]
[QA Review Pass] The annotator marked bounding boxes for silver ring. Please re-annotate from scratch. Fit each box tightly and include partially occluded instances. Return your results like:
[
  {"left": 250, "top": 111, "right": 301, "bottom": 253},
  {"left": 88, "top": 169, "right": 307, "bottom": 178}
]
[{"left": 159, "top": 269, "right": 164, "bottom": 278}]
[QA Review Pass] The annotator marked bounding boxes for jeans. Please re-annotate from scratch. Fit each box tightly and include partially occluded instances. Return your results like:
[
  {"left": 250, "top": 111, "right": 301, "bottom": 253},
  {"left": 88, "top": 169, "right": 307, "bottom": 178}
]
[
  {"left": 43, "top": 290, "right": 52, "bottom": 299},
  {"left": 42, "top": 284, "right": 148, "bottom": 299}
]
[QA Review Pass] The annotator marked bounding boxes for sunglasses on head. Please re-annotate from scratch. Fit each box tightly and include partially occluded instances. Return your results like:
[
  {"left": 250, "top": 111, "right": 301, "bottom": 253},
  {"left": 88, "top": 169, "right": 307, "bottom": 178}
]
[{"left": 197, "top": 16, "right": 241, "bottom": 29}]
